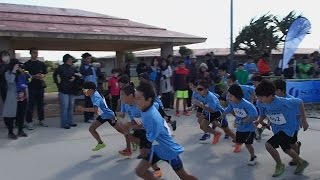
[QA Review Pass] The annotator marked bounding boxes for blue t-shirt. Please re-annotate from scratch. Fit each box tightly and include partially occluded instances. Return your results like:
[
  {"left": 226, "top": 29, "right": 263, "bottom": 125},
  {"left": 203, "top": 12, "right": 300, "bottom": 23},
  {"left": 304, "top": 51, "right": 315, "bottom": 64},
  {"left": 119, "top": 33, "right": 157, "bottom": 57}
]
[
  {"left": 83, "top": 65, "right": 97, "bottom": 85},
  {"left": 240, "top": 85, "right": 255, "bottom": 102},
  {"left": 121, "top": 103, "right": 142, "bottom": 121},
  {"left": 257, "top": 96, "right": 302, "bottom": 137},
  {"left": 224, "top": 99, "right": 258, "bottom": 132},
  {"left": 202, "top": 92, "right": 224, "bottom": 115},
  {"left": 91, "top": 91, "right": 115, "bottom": 120},
  {"left": 244, "top": 63, "right": 258, "bottom": 74},
  {"left": 285, "top": 94, "right": 301, "bottom": 131},
  {"left": 154, "top": 96, "right": 164, "bottom": 109},
  {"left": 192, "top": 91, "right": 203, "bottom": 102},
  {"left": 141, "top": 105, "right": 183, "bottom": 160}
]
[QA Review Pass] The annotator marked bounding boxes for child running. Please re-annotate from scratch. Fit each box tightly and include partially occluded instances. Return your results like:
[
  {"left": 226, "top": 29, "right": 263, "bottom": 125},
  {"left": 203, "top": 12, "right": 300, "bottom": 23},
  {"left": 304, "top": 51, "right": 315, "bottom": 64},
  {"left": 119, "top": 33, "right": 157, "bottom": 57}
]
[
  {"left": 273, "top": 79, "right": 306, "bottom": 166},
  {"left": 254, "top": 80, "right": 309, "bottom": 177},
  {"left": 134, "top": 81, "right": 197, "bottom": 180},
  {"left": 76, "top": 82, "right": 124, "bottom": 151},
  {"left": 222, "top": 84, "right": 258, "bottom": 165},
  {"left": 193, "top": 80, "right": 236, "bottom": 144}
]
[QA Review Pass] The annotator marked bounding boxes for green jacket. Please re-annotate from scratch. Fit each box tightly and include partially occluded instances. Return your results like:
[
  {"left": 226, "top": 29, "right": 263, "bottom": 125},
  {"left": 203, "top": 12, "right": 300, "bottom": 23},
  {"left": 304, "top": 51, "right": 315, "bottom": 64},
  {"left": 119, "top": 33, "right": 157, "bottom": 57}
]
[{"left": 235, "top": 69, "right": 249, "bottom": 85}]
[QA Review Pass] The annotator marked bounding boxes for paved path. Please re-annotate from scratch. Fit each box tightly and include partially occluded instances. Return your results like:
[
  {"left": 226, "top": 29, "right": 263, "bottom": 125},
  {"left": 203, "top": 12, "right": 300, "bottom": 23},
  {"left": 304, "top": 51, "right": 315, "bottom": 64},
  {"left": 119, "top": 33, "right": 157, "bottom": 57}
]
[{"left": 0, "top": 110, "right": 320, "bottom": 180}]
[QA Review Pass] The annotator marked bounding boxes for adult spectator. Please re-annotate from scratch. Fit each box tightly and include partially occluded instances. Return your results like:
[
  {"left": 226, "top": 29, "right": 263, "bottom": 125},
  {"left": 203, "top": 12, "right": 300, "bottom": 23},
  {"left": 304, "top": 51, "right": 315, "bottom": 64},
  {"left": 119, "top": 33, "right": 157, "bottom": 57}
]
[
  {"left": 187, "top": 56, "right": 198, "bottom": 85},
  {"left": 0, "top": 50, "right": 10, "bottom": 120},
  {"left": 297, "top": 55, "right": 313, "bottom": 79},
  {"left": 148, "top": 57, "right": 161, "bottom": 94},
  {"left": 80, "top": 52, "right": 97, "bottom": 123},
  {"left": 24, "top": 47, "right": 48, "bottom": 130},
  {"left": 136, "top": 58, "right": 148, "bottom": 76},
  {"left": 283, "top": 59, "right": 295, "bottom": 79},
  {"left": 257, "top": 53, "right": 271, "bottom": 76},
  {"left": 234, "top": 63, "right": 249, "bottom": 85},
  {"left": 53, "top": 54, "right": 80, "bottom": 129},
  {"left": 159, "top": 58, "right": 173, "bottom": 110}
]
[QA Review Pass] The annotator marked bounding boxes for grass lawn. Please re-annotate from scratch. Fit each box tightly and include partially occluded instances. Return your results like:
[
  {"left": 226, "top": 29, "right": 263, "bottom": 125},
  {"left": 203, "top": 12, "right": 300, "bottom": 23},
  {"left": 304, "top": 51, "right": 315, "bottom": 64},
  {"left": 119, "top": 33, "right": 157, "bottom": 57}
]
[{"left": 45, "top": 72, "right": 57, "bottom": 93}]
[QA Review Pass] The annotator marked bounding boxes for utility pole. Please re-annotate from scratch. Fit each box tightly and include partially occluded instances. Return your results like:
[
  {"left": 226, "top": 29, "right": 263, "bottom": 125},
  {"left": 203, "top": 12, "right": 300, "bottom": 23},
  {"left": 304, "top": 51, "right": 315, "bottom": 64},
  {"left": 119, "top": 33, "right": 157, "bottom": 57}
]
[{"left": 229, "top": 0, "right": 234, "bottom": 74}]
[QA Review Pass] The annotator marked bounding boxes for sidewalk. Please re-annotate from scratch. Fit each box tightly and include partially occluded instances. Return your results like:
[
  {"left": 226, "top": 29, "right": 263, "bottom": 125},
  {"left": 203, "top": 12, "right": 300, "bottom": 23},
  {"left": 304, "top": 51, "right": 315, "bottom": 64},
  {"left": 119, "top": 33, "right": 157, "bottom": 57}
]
[{"left": 0, "top": 110, "right": 320, "bottom": 180}]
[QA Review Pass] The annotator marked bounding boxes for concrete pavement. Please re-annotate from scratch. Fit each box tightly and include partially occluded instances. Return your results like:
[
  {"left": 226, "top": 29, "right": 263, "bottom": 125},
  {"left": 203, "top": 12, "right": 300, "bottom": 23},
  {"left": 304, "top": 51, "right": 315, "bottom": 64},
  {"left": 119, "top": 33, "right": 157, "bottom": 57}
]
[{"left": 0, "top": 110, "right": 320, "bottom": 180}]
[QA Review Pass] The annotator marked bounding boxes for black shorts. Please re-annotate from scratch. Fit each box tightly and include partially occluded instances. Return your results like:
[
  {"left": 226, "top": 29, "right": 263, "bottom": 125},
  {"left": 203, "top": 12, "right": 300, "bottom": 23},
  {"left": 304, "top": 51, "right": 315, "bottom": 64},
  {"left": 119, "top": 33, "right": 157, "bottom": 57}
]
[
  {"left": 196, "top": 106, "right": 203, "bottom": 113},
  {"left": 290, "top": 131, "right": 299, "bottom": 144},
  {"left": 143, "top": 152, "right": 183, "bottom": 171},
  {"left": 96, "top": 116, "right": 117, "bottom": 126},
  {"left": 204, "top": 111, "right": 228, "bottom": 128},
  {"left": 267, "top": 131, "right": 292, "bottom": 152},
  {"left": 132, "top": 129, "right": 146, "bottom": 139},
  {"left": 236, "top": 131, "right": 255, "bottom": 144}
]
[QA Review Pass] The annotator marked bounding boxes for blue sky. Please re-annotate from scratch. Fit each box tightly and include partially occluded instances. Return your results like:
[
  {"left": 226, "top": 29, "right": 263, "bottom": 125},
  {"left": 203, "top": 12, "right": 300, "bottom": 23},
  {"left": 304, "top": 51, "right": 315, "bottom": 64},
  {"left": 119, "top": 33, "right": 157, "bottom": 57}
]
[{"left": 2, "top": 0, "right": 319, "bottom": 60}]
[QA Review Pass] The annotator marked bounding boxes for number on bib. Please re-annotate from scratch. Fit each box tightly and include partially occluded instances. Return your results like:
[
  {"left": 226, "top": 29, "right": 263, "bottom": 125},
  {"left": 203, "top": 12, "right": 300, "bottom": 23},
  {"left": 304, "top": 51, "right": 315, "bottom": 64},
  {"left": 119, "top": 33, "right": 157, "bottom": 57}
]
[
  {"left": 267, "top": 114, "right": 286, "bottom": 125},
  {"left": 233, "top": 108, "right": 247, "bottom": 118}
]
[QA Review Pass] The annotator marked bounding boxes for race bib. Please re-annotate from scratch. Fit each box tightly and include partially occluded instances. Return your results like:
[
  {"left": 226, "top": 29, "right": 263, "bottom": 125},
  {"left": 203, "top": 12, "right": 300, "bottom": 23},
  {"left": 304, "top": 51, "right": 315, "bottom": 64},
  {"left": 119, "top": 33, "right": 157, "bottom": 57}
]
[
  {"left": 233, "top": 108, "right": 247, "bottom": 118},
  {"left": 267, "top": 113, "right": 286, "bottom": 125}
]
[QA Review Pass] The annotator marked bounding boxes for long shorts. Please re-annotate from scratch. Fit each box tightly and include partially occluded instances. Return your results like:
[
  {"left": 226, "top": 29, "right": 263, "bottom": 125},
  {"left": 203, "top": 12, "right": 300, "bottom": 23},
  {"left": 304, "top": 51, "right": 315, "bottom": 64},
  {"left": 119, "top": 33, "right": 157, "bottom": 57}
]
[
  {"left": 267, "top": 131, "right": 292, "bottom": 152},
  {"left": 236, "top": 131, "right": 255, "bottom": 144},
  {"left": 143, "top": 151, "right": 183, "bottom": 171},
  {"left": 176, "top": 90, "right": 188, "bottom": 99},
  {"left": 96, "top": 116, "right": 117, "bottom": 126}
]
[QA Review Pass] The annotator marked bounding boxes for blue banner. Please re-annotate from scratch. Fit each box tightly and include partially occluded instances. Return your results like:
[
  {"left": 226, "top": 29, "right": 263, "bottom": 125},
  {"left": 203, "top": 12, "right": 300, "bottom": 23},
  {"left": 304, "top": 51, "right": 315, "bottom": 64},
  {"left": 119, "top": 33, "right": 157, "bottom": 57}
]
[{"left": 287, "top": 80, "right": 320, "bottom": 103}]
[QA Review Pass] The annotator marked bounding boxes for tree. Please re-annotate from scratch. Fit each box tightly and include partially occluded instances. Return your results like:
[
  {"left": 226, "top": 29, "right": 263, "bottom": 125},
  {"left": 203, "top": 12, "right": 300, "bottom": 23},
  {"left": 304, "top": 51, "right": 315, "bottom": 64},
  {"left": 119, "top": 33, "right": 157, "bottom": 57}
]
[
  {"left": 234, "top": 11, "right": 303, "bottom": 57},
  {"left": 125, "top": 52, "right": 137, "bottom": 63},
  {"left": 178, "top": 46, "right": 193, "bottom": 57}
]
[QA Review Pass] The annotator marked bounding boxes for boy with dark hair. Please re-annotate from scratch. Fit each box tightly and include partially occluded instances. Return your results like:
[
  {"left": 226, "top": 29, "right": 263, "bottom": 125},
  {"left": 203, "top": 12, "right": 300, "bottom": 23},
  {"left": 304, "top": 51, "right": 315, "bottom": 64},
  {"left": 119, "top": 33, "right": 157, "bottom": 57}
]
[
  {"left": 134, "top": 82, "right": 197, "bottom": 180},
  {"left": 193, "top": 80, "right": 236, "bottom": 145},
  {"left": 254, "top": 80, "right": 309, "bottom": 177},
  {"left": 223, "top": 84, "right": 258, "bottom": 164},
  {"left": 273, "top": 79, "right": 303, "bottom": 166},
  {"left": 76, "top": 82, "right": 124, "bottom": 151},
  {"left": 227, "top": 75, "right": 255, "bottom": 102},
  {"left": 173, "top": 61, "right": 190, "bottom": 116}
]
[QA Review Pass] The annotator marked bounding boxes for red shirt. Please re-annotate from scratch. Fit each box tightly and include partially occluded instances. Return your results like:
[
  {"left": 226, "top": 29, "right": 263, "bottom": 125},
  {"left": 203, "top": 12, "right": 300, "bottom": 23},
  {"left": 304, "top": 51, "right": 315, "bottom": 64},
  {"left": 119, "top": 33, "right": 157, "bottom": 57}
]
[
  {"left": 108, "top": 76, "right": 120, "bottom": 96},
  {"left": 257, "top": 59, "right": 271, "bottom": 75}
]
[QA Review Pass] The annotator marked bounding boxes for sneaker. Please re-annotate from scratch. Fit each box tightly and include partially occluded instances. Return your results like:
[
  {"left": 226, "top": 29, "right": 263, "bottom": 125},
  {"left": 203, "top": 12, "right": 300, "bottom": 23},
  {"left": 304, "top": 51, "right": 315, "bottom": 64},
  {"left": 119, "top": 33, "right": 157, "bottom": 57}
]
[
  {"left": 183, "top": 111, "right": 190, "bottom": 116},
  {"left": 132, "top": 143, "right": 138, "bottom": 151},
  {"left": 136, "top": 154, "right": 143, "bottom": 159},
  {"left": 17, "top": 131, "right": 28, "bottom": 137},
  {"left": 212, "top": 132, "right": 222, "bottom": 144},
  {"left": 171, "top": 120, "right": 177, "bottom": 131},
  {"left": 199, "top": 133, "right": 210, "bottom": 141},
  {"left": 175, "top": 112, "right": 180, "bottom": 117},
  {"left": 294, "top": 160, "right": 309, "bottom": 175},
  {"left": 8, "top": 133, "right": 18, "bottom": 140},
  {"left": 39, "top": 121, "right": 48, "bottom": 127},
  {"left": 153, "top": 169, "right": 163, "bottom": 178},
  {"left": 92, "top": 143, "right": 106, "bottom": 151},
  {"left": 63, "top": 126, "right": 70, "bottom": 129},
  {"left": 69, "top": 123, "right": 77, "bottom": 127},
  {"left": 233, "top": 144, "right": 241, "bottom": 153},
  {"left": 118, "top": 148, "right": 132, "bottom": 157},
  {"left": 272, "top": 163, "right": 285, "bottom": 177},
  {"left": 27, "top": 123, "right": 34, "bottom": 130},
  {"left": 248, "top": 156, "right": 257, "bottom": 166},
  {"left": 289, "top": 161, "right": 298, "bottom": 166}
]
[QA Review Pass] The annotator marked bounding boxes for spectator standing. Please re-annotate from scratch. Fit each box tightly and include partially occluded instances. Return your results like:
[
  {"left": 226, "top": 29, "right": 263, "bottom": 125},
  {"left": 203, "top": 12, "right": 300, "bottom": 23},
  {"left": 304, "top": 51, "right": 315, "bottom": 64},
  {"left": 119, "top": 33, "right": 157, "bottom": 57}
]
[
  {"left": 244, "top": 55, "right": 258, "bottom": 79},
  {"left": 148, "top": 57, "right": 161, "bottom": 94},
  {"left": 0, "top": 50, "right": 11, "bottom": 120},
  {"left": 108, "top": 69, "right": 121, "bottom": 112},
  {"left": 80, "top": 52, "right": 97, "bottom": 123},
  {"left": 159, "top": 58, "right": 173, "bottom": 110},
  {"left": 24, "top": 47, "right": 48, "bottom": 130},
  {"left": 3, "top": 59, "right": 28, "bottom": 139},
  {"left": 136, "top": 58, "right": 148, "bottom": 76},
  {"left": 53, "top": 54, "right": 80, "bottom": 129},
  {"left": 297, "top": 56, "right": 313, "bottom": 79},
  {"left": 173, "top": 61, "right": 190, "bottom": 117},
  {"left": 234, "top": 63, "right": 249, "bottom": 85},
  {"left": 257, "top": 53, "right": 271, "bottom": 76}
]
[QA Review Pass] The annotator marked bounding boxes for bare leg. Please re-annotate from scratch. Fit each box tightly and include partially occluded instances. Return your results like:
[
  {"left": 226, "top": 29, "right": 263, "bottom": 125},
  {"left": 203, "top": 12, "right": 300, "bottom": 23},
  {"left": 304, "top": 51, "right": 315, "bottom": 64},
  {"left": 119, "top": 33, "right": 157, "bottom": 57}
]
[
  {"left": 245, "top": 144, "right": 255, "bottom": 158},
  {"left": 183, "top": 99, "right": 187, "bottom": 112},
  {"left": 89, "top": 121, "right": 103, "bottom": 144},
  {"left": 176, "top": 99, "right": 180, "bottom": 113},
  {"left": 265, "top": 142, "right": 282, "bottom": 164},
  {"left": 200, "top": 119, "right": 220, "bottom": 135}
]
